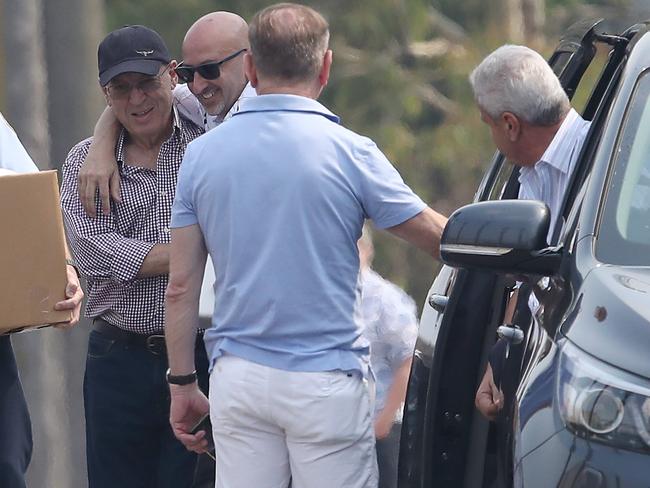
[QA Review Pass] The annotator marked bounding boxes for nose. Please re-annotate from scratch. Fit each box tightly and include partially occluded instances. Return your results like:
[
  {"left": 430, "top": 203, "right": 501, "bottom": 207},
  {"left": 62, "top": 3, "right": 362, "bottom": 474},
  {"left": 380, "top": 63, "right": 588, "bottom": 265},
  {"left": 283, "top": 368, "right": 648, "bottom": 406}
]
[
  {"left": 190, "top": 72, "right": 209, "bottom": 93},
  {"left": 128, "top": 86, "right": 147, "bottom": 105}
]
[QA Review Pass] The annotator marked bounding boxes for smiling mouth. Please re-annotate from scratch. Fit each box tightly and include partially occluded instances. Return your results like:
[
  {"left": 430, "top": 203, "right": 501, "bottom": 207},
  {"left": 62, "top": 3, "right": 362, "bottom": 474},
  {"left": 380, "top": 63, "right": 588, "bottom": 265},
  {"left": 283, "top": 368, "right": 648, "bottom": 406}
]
[
  {"left": 199, "top": 89, "right": 219, "bottom": 101},
  {"left": 132, "top": 107, "right": 154, "bottom": 117}
]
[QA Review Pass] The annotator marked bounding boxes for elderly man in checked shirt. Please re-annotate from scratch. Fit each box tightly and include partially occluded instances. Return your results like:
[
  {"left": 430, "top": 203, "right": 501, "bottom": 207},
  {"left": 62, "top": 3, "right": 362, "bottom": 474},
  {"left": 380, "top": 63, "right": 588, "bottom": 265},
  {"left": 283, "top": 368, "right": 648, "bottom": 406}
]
[{"left": 60, "top": 26, "right": 208, "bottom": 488}]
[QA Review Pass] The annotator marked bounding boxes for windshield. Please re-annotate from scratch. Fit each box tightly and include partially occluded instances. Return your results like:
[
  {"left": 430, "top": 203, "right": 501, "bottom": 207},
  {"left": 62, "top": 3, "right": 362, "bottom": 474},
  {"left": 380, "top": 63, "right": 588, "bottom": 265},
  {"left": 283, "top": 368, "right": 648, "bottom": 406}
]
[{"left": 597, "top": 70, "right": 650, "bottom": 266}]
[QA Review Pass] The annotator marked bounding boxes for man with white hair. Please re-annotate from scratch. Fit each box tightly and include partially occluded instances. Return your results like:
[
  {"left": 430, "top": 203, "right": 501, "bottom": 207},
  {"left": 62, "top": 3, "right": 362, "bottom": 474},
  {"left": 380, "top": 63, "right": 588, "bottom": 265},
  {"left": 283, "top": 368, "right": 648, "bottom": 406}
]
[{"left": 469, "top": 45, "right": 590, "bottom": 419}]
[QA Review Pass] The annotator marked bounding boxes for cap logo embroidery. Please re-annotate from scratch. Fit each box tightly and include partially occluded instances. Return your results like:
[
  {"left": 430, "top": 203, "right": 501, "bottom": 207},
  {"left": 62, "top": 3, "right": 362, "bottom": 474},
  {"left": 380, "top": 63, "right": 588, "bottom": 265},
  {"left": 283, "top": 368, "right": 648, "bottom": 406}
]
[{"left": 136, "top": 49, "right": 154, "bottom": 56}]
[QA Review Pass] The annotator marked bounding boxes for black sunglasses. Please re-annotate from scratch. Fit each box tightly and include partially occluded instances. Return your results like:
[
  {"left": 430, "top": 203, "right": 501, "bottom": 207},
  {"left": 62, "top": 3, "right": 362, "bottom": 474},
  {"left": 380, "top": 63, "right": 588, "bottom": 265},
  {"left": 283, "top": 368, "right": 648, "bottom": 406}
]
[{"left": 175, "top": 49, "right": 247, "bottom": 83}]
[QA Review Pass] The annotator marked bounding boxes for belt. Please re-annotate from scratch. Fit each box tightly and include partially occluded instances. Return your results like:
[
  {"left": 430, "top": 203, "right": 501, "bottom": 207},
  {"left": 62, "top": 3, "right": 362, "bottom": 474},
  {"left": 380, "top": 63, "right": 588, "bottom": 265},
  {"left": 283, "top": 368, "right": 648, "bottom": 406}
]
[{"left": 92, "top": 318, "right": 167, "bottom": 356}]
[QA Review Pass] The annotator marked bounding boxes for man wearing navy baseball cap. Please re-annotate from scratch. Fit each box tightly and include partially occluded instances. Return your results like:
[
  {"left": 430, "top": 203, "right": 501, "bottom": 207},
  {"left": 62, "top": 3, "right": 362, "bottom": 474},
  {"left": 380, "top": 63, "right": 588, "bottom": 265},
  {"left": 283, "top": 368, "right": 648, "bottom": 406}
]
[
  {"left": 60, "top": 25, "right": 209, "bottom": 488},
  {"left": 98, "top": 25, "right": 172, "bottom": 86}
]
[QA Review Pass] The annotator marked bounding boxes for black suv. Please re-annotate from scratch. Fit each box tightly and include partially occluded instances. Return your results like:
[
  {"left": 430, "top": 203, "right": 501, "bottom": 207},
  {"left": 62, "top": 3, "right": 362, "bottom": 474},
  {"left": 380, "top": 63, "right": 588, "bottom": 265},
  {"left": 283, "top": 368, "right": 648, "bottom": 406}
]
[{"left": 399, "top": 19, "right": 650, "bottom": 488}]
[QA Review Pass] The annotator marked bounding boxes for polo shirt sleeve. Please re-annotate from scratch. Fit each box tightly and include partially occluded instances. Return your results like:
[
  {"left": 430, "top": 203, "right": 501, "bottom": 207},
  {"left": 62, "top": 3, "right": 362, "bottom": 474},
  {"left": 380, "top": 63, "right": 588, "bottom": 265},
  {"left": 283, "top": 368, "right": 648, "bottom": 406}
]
[
  {"left": 0, "top": 112, "right": 39, "bottom": 173},
  {"left": 355, "top": 139, "right": 427, "bottom": 229},
  {"left": 171, "top": 141, "right": 199, "bottom": 228}
]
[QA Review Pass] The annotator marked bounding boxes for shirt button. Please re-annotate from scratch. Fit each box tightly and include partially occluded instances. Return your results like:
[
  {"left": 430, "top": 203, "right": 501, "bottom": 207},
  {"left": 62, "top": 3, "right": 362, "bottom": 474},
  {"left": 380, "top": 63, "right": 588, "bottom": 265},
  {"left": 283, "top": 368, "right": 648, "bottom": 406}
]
[
  {"left": 160, "top": 190, "right": 167, "bottom": 197},
  {"left": 164, "top": 227, "right": 170, "bottom": 234}
]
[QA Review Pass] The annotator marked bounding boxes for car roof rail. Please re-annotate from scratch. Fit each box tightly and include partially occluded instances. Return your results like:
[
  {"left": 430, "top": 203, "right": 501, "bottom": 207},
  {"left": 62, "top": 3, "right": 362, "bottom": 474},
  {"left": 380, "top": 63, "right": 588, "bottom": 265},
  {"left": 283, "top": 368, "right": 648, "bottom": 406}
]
[{"left": 594, "top": 33, "right": 629, "bottom": 47}]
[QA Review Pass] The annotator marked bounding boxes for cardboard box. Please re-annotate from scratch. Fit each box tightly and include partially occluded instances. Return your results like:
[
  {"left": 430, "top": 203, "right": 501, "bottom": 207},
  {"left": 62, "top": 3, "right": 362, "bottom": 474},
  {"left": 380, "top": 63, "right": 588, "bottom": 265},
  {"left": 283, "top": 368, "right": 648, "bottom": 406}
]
[{"left": 0, "top": 170, "right": 72, "bottom": 333}]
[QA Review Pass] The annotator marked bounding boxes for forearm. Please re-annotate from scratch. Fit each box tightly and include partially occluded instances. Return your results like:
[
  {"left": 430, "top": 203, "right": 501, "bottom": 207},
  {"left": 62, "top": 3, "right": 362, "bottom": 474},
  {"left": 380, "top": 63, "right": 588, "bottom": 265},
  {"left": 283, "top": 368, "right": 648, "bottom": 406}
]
[
  {"left": 387, "top": 207, "right": 447, "bottom": 259},
  {"left": 136, "top": 243, "right": 170, "bottom": 278},
  {"left": 165, "top": 225, "right": 207, "bottom": 375},
  {"left": 165, "top": 283, "right": 199, "bottom": 375},
  {"left": 503, "top": 288, "right": 520, "bottom": 324},
  {"left": 380, "top": 357, "right": 413, "bottom": 420},
  {"left": 90, "top": 106, "right": 120, "bottom": 160}
]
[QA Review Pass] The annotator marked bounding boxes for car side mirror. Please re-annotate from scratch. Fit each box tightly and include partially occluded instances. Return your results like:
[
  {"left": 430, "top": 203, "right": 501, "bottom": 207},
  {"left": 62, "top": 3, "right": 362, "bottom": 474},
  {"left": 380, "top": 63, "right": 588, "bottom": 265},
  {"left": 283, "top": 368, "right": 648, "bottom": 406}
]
[{"left": 440, "top": 200, "right": 562, "bottom": 276}]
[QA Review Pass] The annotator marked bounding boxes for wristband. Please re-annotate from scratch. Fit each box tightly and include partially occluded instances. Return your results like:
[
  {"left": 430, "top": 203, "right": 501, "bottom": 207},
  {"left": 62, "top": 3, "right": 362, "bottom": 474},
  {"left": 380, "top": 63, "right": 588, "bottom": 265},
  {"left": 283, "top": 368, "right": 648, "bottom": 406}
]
[{"left": 166, "top": 369, "right": 197, "bottom": 385}]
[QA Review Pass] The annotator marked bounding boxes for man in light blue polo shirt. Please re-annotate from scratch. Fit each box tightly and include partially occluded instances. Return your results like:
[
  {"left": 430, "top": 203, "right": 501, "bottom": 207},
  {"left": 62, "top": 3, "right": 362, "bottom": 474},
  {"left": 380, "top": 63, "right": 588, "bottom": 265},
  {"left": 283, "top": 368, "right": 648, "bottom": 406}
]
[{"left": 164, "top": 4, "right": 447, "bottom": 488}]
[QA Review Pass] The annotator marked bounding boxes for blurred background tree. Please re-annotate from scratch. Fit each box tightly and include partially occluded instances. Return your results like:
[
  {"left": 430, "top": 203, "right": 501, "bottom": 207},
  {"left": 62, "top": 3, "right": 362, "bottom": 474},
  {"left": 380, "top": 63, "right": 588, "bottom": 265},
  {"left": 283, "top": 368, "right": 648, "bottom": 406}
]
[{"left": 0, "top": 0, "right": 646, "bottom": 485}]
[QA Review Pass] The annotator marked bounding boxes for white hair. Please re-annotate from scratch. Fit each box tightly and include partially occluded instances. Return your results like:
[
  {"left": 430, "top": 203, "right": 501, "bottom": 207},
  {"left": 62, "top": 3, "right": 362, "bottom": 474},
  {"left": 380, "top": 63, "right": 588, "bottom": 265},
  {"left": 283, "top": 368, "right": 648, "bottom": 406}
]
[{"left": 469, "top": 45, "right": 570, "bottom": 126}]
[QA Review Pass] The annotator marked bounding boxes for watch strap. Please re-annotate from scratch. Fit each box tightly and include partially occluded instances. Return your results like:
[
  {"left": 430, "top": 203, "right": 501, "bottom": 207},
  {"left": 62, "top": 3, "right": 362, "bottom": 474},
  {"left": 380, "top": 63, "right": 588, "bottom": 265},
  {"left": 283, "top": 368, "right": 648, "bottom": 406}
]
[{"left": 166, "top": 369, "right": 197, "bottom": 385}]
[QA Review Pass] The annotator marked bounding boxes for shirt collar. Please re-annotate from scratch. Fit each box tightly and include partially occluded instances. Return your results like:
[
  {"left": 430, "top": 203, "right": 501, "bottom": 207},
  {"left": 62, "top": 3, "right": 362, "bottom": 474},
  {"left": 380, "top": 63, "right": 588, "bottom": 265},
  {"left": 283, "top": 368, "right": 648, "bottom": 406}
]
[
  {"left": 115, "top": 105, "right": 183, "bottom": 165},
  {"left": 536, "top": 108, "right": 582, "bottom": 174},
  {"left": 518, "top": 108, "right": 588, "bottom": 186},
  {"left": 234, "top": 94, "right": 340, "bottom": 123}
]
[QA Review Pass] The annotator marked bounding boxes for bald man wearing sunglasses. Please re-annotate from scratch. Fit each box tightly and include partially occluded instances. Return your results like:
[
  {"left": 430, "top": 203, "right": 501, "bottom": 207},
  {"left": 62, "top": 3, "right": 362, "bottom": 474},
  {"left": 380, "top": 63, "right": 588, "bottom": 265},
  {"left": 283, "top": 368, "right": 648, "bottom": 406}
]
[
  {"left": 77, "top": 11, "right": 255, "bottom": 216},
  {"left": 76, "top": 17, "right": 255, "bottom": 422}
]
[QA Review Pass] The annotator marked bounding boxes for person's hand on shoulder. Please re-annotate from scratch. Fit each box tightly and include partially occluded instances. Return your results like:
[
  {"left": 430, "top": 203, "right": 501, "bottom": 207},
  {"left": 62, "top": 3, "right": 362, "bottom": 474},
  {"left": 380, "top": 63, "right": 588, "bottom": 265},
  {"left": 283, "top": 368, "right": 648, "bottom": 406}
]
[
  {"left": 475, "top": 364, "right": 504, "bottom": 421},
  {"left": 77, "top": 106, "right": 123, "bottom": 217},
  {"left": 78, "top": 145, "right": 121, "bottom": 218}
]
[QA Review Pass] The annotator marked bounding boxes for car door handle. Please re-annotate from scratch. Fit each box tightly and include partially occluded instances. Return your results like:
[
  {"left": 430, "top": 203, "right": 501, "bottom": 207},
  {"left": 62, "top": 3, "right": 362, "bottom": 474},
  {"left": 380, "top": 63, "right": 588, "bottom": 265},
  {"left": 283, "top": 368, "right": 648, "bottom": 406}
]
[
  {"left": 428, "top": 294, "right": 448, "bottom": 313},
  {"left": 497, "top": 324, "right": 525, "bottom": 345}
]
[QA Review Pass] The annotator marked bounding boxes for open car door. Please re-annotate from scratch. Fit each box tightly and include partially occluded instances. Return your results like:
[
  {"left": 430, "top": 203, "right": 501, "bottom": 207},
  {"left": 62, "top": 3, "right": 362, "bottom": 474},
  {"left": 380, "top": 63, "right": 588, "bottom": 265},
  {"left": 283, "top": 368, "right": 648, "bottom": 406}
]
[{"left": 398, "top": 19, "right": 606, "bottom": 488}]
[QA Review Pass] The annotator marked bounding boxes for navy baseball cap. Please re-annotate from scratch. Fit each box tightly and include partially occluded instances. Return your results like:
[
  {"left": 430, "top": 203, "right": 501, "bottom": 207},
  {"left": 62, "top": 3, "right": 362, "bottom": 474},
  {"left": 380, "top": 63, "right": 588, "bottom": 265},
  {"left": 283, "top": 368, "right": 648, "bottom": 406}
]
[{"left": 98, "top": 25, "right": 171, "bottom": 86}]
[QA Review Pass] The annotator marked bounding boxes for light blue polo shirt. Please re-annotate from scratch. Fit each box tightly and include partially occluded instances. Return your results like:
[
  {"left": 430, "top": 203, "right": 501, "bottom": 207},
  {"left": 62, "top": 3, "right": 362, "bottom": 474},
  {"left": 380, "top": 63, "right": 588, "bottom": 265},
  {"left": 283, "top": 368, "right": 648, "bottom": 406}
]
[{"left": 171, "top": 94, "right": 426, "bottom": 375}]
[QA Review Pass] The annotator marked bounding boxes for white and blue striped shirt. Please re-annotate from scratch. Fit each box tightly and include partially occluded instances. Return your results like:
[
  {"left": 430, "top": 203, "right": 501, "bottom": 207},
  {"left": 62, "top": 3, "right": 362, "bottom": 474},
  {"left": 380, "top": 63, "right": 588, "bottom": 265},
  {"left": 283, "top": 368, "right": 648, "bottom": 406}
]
[
  {"left": 518, "top": 108, "right": 590, "bottom": 315},
  {"left": 518, "top": 108, "right": 591, "bottom": 242}
]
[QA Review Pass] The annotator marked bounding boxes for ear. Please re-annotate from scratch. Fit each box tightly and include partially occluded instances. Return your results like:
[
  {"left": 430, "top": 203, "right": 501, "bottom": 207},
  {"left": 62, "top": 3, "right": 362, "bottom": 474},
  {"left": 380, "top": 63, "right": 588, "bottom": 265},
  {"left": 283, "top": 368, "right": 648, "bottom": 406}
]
[
  {"left": 502, "top": 112, "right": 521, "bottom": 141},
  {"left": 101, "top": 85, "right": 112, "bottom": 107},
  {"left": 168, "top": 60, "right": 178, "bottom": 90},
  {"left": 244, "top": 53, "right": 258, "bottom": 88},
  {"left": 318, "top": 50, "right": 333, "bottom": 87}
]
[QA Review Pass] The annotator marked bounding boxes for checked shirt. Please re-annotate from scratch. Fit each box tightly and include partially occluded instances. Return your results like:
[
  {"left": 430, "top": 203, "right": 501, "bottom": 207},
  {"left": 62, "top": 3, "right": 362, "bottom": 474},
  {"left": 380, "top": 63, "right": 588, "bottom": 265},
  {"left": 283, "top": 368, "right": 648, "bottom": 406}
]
[{"left": 60, "top": 108, "right": 203, "bottom": 334}]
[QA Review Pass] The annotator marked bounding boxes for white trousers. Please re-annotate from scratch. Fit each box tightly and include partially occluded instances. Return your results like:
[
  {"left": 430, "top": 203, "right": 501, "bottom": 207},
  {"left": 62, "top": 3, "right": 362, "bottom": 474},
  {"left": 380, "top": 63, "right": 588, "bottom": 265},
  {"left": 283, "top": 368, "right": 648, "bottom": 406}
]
[{"left": 209, "top": 355, "right": 378, "bottom": 488}]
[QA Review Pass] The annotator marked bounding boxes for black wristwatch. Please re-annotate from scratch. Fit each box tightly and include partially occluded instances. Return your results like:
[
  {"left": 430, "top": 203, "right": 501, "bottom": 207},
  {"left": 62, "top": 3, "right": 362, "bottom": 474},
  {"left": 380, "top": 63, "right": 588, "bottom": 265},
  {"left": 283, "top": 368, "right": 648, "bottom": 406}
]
[{"left": 166, "top": 369, "right": 197, "bottom": 385}]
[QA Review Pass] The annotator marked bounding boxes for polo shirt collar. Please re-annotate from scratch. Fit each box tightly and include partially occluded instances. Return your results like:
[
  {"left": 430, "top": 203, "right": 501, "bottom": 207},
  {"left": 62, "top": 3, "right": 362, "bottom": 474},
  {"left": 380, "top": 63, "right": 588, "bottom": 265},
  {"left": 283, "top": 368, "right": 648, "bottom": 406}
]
[{"left": 235, "top": 94, "right": 340, "bottom": 123}]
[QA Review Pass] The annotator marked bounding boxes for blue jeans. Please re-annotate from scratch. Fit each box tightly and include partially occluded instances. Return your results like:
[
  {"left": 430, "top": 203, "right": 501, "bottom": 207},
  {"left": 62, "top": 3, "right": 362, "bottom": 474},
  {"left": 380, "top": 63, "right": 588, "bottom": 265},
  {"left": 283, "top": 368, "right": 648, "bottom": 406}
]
[
  {"left": 84, "top": 328, "right": 210, "bottom": 488},
  {"left": 0, "top": 336, "right": 32, "bottom": 488}
]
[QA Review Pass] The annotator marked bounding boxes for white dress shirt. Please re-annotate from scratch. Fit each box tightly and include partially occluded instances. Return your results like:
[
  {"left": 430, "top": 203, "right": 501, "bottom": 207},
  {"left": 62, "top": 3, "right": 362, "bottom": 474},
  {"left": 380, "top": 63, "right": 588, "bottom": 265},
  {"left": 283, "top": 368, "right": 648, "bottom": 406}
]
[
  {"left": 518, "top": 108, "right": 590, "bottom": 315},
  {"left": 0, "top": 112, "right": 38, "bottom": 173},
  {"left": 518, "top": 108, "right": 591, "bottom": 241}
]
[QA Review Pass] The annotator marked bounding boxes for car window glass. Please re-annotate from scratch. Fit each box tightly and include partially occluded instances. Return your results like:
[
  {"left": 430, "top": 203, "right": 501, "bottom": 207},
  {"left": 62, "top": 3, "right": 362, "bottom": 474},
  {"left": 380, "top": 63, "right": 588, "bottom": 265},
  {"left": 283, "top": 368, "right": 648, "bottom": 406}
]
[
  {"left": 550, "top": 51, "right": 574, "bottom": 78},
  {"left": 597, "top": 70, "right": 650, "bottom": 266},
  {"left": 486, "top": 159, "right": 516, "bottom": 201},
  {"left": 570, "top": 46, "right": 611, "bottom": 117}
]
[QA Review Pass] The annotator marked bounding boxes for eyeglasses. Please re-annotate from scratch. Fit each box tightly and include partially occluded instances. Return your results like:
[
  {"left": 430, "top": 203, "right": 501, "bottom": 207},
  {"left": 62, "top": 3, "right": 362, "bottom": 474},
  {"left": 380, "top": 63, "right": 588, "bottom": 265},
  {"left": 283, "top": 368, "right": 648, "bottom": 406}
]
[
  {"left": 106, "top": 65, "right": 171, "bottom": 99},
  {"left": 175, "top": 49, "right": 247, "bottom": 83}
]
